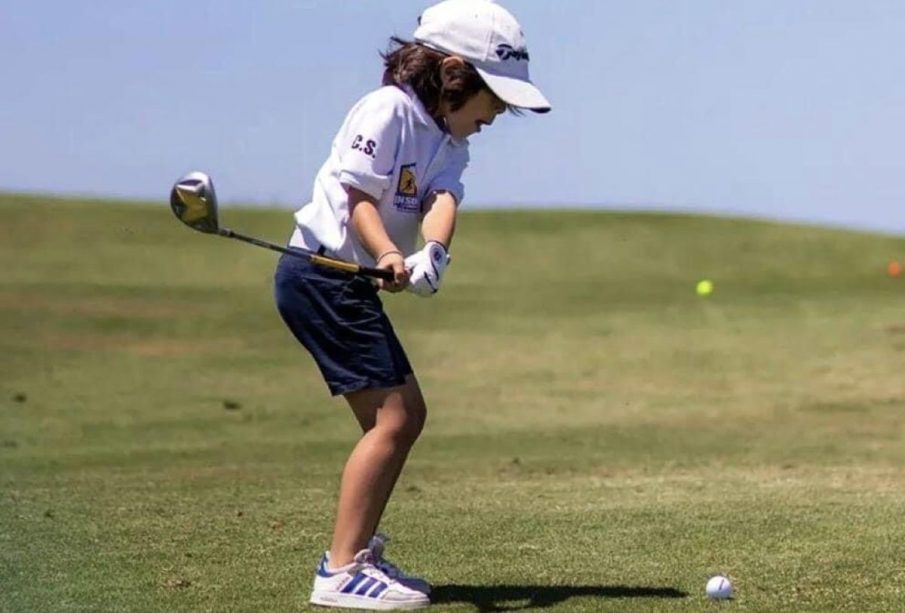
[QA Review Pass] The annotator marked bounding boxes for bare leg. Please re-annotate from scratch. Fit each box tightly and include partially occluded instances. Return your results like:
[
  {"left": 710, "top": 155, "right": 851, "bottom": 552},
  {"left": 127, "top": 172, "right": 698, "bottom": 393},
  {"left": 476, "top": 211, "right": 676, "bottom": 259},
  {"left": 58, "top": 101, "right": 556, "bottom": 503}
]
[{"left": 327, "top": 374, "right": 426, "bottom": 568}]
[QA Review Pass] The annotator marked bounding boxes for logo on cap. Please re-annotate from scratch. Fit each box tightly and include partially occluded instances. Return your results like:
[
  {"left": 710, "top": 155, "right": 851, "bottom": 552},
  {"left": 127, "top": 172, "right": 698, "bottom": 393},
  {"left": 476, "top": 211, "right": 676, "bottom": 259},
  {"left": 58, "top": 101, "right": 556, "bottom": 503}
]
[{"left": 495, "top": 43, "right": 529, "bottom": 62}]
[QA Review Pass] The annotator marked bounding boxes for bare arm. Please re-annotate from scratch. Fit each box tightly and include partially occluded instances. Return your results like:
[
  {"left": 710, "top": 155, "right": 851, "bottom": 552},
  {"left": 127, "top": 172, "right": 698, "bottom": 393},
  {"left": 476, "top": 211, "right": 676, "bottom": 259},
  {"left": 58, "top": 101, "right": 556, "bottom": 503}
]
[
  {"left": 398, "top": 190, "right": 458, "bottom": 297},
  {"left": 420, "top": 190, "right": 458, "bottom": 249},
  {"left": 348, "top": 186, "right": 408, "bottom": 291}
]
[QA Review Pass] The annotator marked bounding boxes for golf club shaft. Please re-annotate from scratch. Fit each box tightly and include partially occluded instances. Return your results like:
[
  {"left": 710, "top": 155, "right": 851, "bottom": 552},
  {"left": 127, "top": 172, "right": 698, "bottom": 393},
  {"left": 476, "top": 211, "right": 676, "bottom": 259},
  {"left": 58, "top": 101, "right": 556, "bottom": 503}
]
[{"left": 218, "top": 228, "right": 394, "bottom": 281}]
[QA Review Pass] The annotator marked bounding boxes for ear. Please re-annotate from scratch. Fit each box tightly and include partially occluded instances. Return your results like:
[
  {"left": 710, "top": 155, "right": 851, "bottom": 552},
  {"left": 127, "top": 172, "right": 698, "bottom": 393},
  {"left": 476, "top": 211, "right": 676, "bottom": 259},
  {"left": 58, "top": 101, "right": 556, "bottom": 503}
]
[{"left": 439, "top": 56, "right": 466, "bottom": 88}]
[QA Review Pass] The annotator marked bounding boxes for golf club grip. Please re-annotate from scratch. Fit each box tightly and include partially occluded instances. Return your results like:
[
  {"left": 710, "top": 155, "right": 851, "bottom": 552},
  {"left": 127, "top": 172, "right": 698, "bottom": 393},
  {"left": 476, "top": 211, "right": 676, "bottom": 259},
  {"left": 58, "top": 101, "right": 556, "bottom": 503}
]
[
  {"left": 309, "top": 254, "right": 395, "bottom": 281},
  {"left": 220, "top": 229, "right": 394, "bottom": 281}
]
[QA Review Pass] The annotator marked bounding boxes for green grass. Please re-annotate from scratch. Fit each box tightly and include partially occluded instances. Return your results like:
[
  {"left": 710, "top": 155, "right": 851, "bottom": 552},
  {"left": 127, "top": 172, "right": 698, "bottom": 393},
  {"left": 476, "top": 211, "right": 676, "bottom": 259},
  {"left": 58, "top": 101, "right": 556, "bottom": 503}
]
[{"left": 2, "top": 192, "right": 905, "bottom": 611}]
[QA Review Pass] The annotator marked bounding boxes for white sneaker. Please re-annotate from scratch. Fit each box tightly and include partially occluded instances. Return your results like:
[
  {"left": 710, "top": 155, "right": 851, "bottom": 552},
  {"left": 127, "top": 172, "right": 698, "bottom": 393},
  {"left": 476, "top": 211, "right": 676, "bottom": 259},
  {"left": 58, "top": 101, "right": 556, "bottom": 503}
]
[
  {"left": 309, "top": 548, "right": 430, "bottom": 610},
  {"left": 369, "top": 533, "right": 432, "bottom": 595}
]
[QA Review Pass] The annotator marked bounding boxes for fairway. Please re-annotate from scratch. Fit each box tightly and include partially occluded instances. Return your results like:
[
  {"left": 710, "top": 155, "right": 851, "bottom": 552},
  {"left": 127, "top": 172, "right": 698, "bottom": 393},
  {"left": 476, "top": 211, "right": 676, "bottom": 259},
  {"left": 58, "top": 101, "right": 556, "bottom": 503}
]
[{"left": 2, "top": 194, "right": 905, "bottom": 612}]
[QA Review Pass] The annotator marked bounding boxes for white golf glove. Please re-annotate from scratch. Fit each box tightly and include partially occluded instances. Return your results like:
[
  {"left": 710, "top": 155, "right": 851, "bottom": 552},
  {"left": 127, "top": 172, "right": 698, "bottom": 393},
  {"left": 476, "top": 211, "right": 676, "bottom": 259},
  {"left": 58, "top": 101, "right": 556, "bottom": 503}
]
[{"left": 404, "top": 241, "right": 450, "bottom": 297}]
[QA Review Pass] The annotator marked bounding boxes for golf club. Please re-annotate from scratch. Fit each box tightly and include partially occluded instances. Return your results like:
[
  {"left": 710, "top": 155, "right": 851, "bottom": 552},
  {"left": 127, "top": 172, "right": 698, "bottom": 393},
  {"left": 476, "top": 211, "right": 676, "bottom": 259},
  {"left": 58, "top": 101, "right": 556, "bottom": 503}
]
[{"left": 169, "top": 171, "right": 393, "bottom": 281}]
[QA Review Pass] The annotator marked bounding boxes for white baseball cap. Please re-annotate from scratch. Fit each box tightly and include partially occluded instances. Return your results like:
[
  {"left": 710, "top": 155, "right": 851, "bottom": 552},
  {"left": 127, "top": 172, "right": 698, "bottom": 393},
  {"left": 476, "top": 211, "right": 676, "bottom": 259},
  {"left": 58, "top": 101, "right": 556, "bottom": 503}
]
[{"left": 413, "top": 0, "right": 551, "bottom": 113}]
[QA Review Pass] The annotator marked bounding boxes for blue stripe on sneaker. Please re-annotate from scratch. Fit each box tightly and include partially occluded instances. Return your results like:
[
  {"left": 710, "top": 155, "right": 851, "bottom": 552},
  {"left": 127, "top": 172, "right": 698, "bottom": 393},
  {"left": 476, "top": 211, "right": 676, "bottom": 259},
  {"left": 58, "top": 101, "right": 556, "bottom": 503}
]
[
  {"left": 316, "top": 555, "right": 332, "bottom": 578},
  {"left": 369, "top": 581, "right": 388, "bottom": 598},
  {"left": 355, "top": 577, "right": 377, "bottom": 595},
  {"left": 341, "top": 573, "right": 368, "bottom": 594}
]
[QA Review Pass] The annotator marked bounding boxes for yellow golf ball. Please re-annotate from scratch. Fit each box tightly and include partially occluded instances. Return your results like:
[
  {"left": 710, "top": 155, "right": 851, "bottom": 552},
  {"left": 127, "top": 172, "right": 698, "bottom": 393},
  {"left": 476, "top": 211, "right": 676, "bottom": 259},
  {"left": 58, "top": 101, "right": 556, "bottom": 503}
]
[{"left": 696, "top": 279, "right": 714, "bottom": 296}]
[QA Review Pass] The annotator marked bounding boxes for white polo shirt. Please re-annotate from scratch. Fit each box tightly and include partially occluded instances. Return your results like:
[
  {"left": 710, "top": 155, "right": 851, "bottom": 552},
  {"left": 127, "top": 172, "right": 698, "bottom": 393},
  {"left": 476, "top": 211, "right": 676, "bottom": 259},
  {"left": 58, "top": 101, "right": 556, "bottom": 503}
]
[{"left": 290, "top": 85, "right": 470, "bottom": 266}]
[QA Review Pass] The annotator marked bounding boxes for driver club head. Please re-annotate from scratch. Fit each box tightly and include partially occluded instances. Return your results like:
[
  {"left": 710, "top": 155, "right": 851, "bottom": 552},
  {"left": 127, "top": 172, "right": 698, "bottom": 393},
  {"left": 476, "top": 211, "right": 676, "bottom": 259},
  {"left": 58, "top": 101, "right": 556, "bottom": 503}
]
[{"left": 170, "top": 171, "right": 220, "bottom": 234}]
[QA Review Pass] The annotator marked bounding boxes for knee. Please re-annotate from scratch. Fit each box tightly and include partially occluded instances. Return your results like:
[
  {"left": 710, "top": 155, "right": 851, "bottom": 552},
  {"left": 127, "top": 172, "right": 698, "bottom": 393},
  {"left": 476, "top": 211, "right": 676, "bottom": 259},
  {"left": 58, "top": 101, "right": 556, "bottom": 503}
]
[
  {"left": 383, "top": 398, "right": 427, "bottom": 448},
  {"left": 400, "top": 398, "right": 427, "bottom": 446},
  {"left": 409, "top": 399, "right": 427, "bottom": 440}
]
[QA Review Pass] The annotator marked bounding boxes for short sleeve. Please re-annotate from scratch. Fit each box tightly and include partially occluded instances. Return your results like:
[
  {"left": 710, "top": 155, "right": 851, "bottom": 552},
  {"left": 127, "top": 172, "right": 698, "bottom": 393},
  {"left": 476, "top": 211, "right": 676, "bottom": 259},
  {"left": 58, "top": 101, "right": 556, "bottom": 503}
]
[
  {"left": 426, "top": 144, "right": 469, "bottom": 206},
  {"left": 336, "top": 90, "right": 403, "bottom": 200}
]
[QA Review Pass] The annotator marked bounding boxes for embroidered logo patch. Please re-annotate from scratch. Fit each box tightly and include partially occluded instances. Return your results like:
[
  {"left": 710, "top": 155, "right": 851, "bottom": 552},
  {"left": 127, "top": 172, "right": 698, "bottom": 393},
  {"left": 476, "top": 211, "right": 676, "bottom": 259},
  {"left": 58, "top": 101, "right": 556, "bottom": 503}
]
[
  {"left": 398, "top": 164, "right": 417, "bottom": 195},
  {"left": 394, "top": 163, "right": 419, "bottom": 212}
]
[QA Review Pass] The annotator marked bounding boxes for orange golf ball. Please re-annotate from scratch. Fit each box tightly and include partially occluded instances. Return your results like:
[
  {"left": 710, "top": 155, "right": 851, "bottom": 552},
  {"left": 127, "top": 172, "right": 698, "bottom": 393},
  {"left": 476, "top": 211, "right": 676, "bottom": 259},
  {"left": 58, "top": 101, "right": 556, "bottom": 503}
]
[{"left": 888, "top": 260, "right": 903, "bottom": 278}]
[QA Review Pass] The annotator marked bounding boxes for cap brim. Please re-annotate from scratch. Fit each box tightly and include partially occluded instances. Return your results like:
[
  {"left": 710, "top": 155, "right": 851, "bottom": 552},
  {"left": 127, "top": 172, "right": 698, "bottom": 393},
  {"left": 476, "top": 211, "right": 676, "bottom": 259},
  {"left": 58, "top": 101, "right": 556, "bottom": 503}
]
[{"left": 474, "top": 66, "right": 551, "bottom": 113}]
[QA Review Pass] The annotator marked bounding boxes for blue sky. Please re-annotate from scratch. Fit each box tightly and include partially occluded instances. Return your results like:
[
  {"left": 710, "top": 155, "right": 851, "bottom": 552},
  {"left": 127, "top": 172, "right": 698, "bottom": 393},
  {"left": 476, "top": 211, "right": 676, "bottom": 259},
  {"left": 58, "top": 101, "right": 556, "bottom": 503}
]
[{"left": 2, "top": 1, "right": 903, "bottom": 233}]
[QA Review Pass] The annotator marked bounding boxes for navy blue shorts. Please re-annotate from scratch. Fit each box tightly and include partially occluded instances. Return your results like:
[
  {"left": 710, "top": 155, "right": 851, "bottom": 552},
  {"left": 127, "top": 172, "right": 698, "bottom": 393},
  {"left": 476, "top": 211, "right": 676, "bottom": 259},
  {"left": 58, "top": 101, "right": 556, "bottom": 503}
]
[{"left": 273, "top": 253, "right": 413, "bottom": 396}]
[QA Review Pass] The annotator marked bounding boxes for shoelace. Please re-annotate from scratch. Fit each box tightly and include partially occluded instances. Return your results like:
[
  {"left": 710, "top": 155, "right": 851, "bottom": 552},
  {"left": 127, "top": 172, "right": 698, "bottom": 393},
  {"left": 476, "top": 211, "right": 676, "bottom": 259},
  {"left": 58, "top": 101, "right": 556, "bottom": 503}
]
[
  {"left": 352, "top": 550, "right": 402, "bottom": 587},
  {"left": 352, "top": 548, "right": 377, "bottom": 566},
  {"left": 369, "top": 532, "right": 390, "bottom": 559},
  {"left": 375, "top": 557, "right": 403, "bottom": 579},
  {"left": 369, "top": 533, "right": 407, "bottom": 579}
]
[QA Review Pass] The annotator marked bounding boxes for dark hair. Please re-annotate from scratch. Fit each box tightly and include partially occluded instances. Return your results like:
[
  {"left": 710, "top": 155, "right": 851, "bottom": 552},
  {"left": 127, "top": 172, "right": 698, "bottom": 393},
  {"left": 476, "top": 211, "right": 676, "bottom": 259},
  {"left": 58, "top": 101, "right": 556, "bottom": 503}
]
[{"left": 381, "top": 37, "right": 513, "bottom": 117}]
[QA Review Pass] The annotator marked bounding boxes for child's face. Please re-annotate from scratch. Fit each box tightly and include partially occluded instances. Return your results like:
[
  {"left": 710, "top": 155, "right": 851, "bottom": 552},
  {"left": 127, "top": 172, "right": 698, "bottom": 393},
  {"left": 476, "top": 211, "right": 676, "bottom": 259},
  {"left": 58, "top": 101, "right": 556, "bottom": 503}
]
[
  {"left": 437, "top": 57, "right": 507, "bottom": 139},
  {"left": 444, "top": 89, "right": 507, "bottom": 139}
]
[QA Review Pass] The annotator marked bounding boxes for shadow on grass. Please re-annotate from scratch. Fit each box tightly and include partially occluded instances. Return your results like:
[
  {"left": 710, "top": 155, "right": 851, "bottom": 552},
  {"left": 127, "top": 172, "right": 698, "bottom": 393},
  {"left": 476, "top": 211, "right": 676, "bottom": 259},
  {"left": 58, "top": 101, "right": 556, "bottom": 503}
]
[{"left": 432, "top": 584, "right": 688, "bottom": 611}]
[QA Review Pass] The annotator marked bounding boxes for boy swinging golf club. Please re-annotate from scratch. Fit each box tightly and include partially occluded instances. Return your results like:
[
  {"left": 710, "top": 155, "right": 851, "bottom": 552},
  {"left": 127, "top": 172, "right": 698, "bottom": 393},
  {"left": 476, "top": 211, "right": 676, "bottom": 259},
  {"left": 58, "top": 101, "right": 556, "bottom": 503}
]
[{"left": 175, "top": 1, "right": 550, "bottom": 609}]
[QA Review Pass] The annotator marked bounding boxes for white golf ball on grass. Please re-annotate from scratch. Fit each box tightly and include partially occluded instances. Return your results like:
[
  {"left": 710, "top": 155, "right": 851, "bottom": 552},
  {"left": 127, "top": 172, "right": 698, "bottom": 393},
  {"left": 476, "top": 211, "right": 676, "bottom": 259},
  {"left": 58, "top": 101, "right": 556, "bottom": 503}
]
[{"left": 705, "top": 575, "right": 733, "bottom": 600}]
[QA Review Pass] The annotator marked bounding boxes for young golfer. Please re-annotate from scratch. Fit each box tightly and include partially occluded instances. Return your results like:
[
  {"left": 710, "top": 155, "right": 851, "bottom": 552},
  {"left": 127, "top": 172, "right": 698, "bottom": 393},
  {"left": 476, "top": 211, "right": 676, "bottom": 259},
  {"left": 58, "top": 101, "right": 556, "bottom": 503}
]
[{"left": 273, "top": 0, "right": 550, "bottom": 608}]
